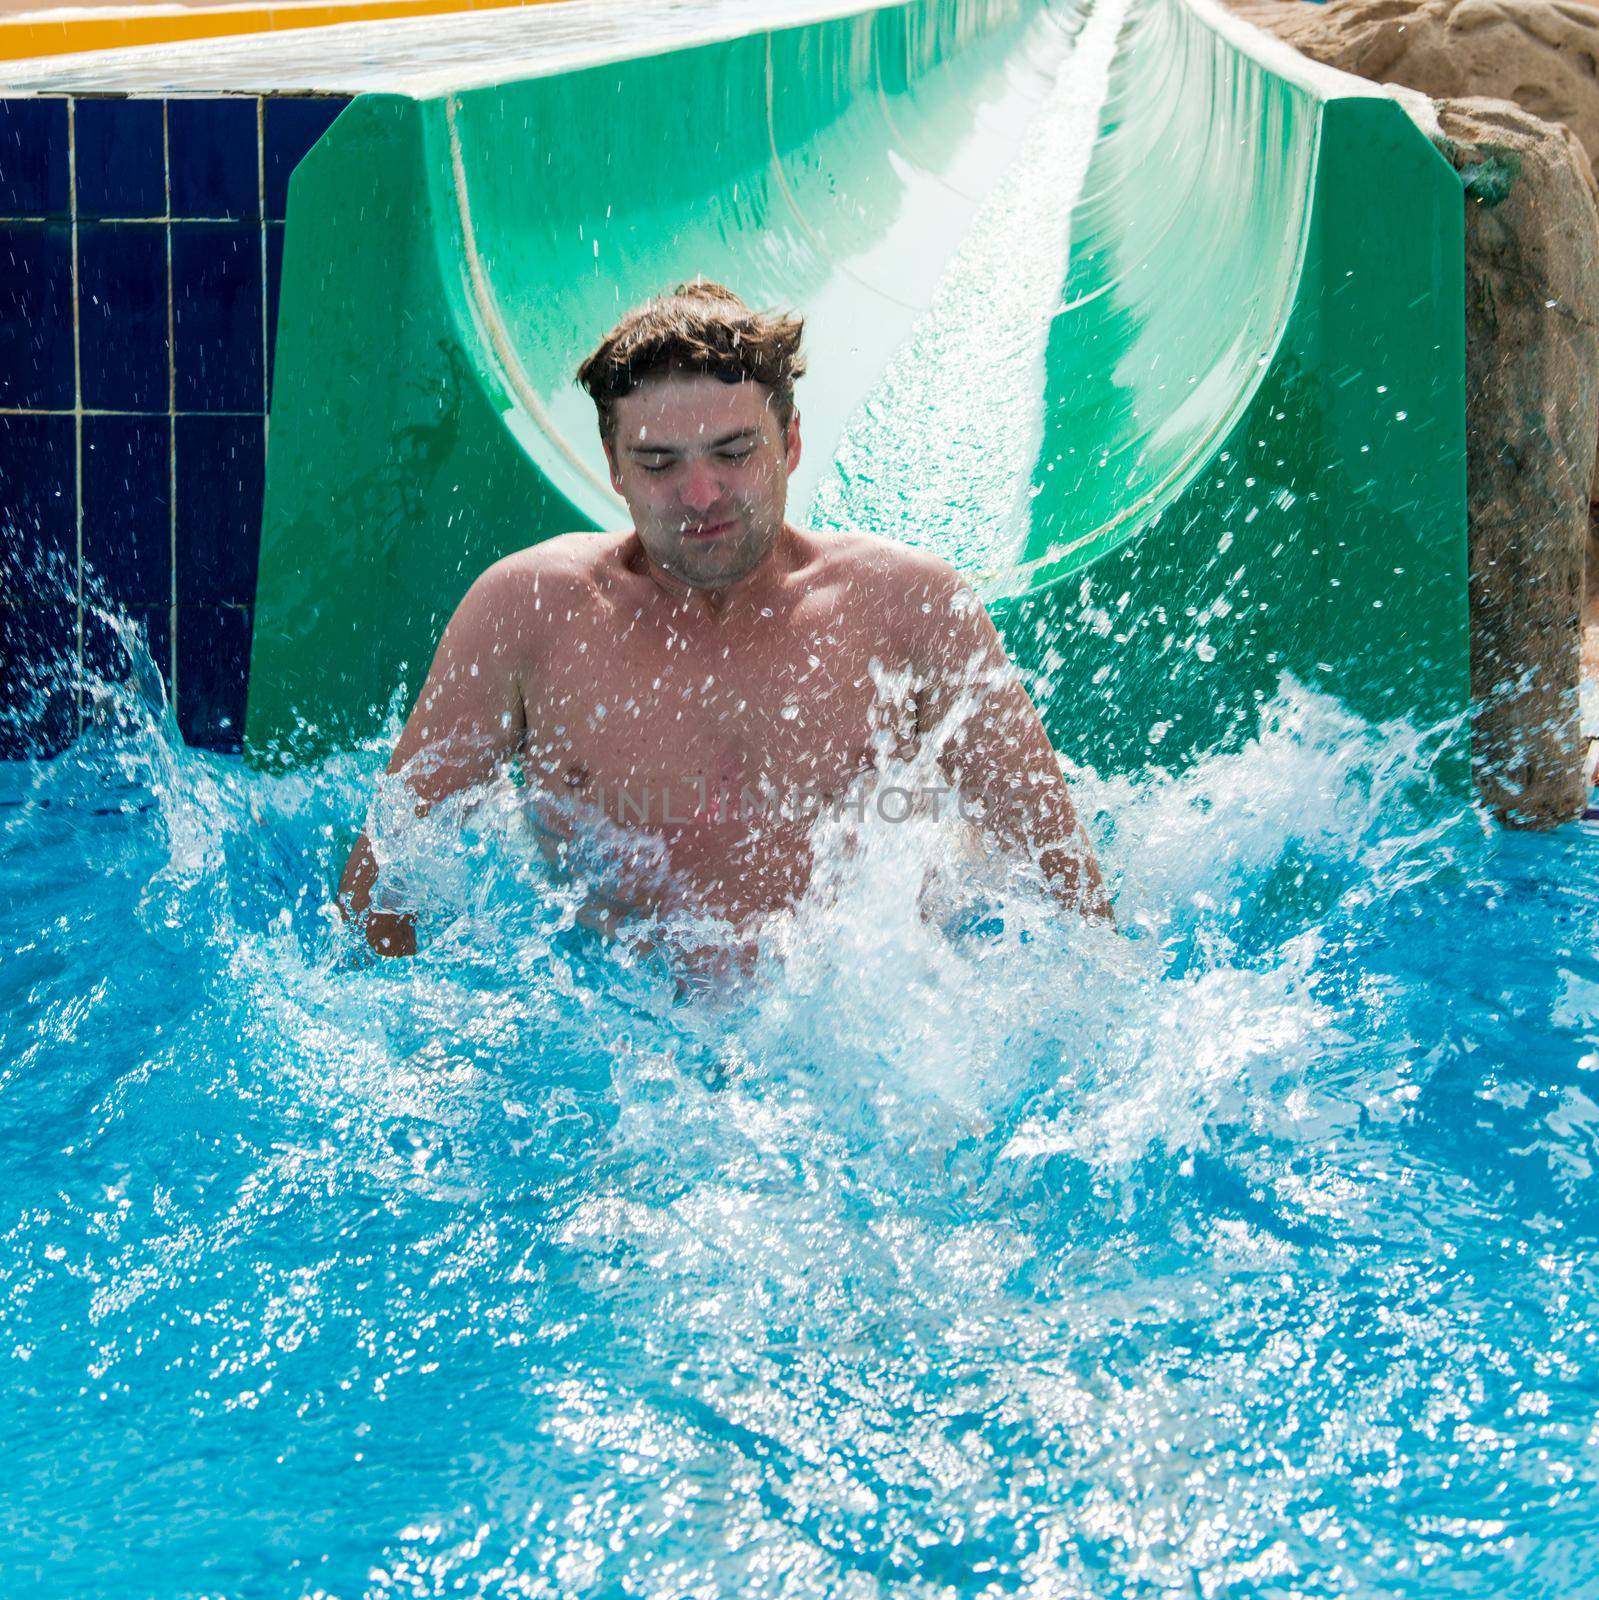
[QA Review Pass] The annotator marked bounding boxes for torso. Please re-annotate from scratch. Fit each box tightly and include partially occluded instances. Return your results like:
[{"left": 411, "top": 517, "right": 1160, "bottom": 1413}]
[{"left": 511, "top": 528, "right": 928, "bottom": 929}]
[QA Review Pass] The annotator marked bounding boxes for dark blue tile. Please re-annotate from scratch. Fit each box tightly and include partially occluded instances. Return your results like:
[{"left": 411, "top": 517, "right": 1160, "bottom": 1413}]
[
  {"left": 263, "top": 97, "right": 345, "bottom": 220},
  {"left": 167, "top": 98, "right": 259, "bottom": 220},
  {"left": 175, "top": 415, "right": 264, "bottom": 604},
  {"left": 81, "top": 415, "right": 171, "bottom": 606},
  {"left": 75, "top": 98, "right": 166, "bottom": 219},
  {"left": 81, "top": 602, "right": 171, "bottom": 725},
  {"left": 79, "top": 221, "right": 170, "bottom": 413},
  {"left": 0, "top": 414, "right": 76, "bottom": 605},
  {"left": 265, "top": 221, "right": 284, "bottom": 405},
  {"left": 176, "top": 603, "right": 251, "bottom": 751},
  {"left": 0, "top": 99, "right": 69, "bottom": 217},
  {"left": 0, "top": 222, "right": 74, "bottom": 408},
  {"left": 0, "top": 605, "right": 76, "bottom": 758},
  {"left": 172, "top": 222, "right": 263, "bottom": 412}
]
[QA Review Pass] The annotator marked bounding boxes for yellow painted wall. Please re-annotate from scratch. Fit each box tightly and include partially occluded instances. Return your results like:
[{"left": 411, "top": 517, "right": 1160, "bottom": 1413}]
[{"left": 2, "top": 0, "right": 561, "bottom": 62}]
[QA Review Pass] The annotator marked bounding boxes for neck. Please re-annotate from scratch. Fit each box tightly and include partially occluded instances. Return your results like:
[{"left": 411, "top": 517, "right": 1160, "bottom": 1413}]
[{"left": 630, "top": 523, "right": 797, "bottom": 617}]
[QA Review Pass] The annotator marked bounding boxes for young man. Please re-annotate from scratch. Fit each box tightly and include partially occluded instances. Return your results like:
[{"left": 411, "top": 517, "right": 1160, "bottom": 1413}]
[{"left": 339, "top": 281, "right": 1109, "bottom": 956}]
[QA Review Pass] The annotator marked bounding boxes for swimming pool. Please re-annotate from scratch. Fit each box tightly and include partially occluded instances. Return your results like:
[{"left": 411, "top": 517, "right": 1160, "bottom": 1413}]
[{"left": 4, "top": 634, "right": 1597, "bottom": 1596}]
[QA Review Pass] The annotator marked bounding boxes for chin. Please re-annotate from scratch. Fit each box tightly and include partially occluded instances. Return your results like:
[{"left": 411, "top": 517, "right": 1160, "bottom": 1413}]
[
  {"left": 675, "top": 536, "right": 764, "bottom": 582},
  {"left": 677, "top": 557, "right": 747, "bottom": 589}
]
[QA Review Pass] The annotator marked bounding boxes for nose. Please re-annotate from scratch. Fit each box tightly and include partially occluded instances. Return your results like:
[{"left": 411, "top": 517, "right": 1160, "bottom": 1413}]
[{"left": 678, "top": 460, "right": 723, "bottom": 516}]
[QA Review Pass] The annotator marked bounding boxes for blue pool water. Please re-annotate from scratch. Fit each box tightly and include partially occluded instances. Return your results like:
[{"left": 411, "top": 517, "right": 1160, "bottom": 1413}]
[{"left": 3, "top": 627, "right": 1599, "bottom": 1597}]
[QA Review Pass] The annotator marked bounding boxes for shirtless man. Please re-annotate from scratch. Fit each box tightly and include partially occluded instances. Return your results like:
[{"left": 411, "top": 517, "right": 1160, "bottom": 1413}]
[{"left": 338, "top": 282, "right": 1109, "bottom": 956}]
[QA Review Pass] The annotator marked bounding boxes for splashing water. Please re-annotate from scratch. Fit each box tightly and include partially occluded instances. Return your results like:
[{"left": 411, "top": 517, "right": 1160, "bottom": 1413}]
[{"left": 4, "top": 606, "right": 1599, "bottom": 1598}]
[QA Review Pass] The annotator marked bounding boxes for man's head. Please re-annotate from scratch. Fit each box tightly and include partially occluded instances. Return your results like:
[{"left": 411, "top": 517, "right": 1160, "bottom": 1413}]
[{"left": 577, "top": 282, "right": 806, "bottom": 591}]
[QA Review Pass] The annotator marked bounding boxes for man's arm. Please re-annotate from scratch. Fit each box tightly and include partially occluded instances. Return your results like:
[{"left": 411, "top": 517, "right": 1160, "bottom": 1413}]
[
  {"left": 337, "top": 560, "right": 529, "bottom": 956},
  {"left": 906, "top": 560, "right": 1112, "bottom": 923}
]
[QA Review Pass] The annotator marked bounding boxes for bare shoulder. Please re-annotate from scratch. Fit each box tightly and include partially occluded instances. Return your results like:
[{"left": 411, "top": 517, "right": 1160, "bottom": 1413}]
[
  {"left": 802, "top": 525, "right": 964, "bottom": 592},
  {"left": 480, "top": 530, "right": 623, "bottom": 592},
  {"left": 801, "top": 526, "right": 984, "bottom": 642},
  {"left": 456, "top": 532, "right": 620, "bottom": 621},
  {"left": 427, "top": 534, "right": 619, "bottom": 681}
]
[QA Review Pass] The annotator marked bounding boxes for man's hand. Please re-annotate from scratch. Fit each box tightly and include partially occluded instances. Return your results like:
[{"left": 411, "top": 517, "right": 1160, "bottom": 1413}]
[
  {"left": 337, "top": 560, "right": 529, "bottom": 956},
  {"left": 906, "top": 561, "right": 1112, "bottom": 924}
]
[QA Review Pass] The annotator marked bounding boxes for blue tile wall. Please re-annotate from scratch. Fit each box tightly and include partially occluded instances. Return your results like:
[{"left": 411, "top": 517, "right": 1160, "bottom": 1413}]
[
  {"left": 75, "top": 99, "right": 165, "bottom": 220},
  {"left": 0, "top": 221, "right": 74, "bottom": 408},
  {"left": 172, "top": 221, "right": 264, "bottom": 412},
  {"left": 0, "top": 99, "right": 70, "bottom": 217},
  {"left": 79, "top": 220, "right": 170, "bottom": 412},
  {"left": 0, "top": 92, "right": 350, "bottom": 758},
  {"left": 82, "top": 415, "right": 172, "bottom": 605},
  {"left": 176, "top": 415, "right": 264, "bottom": 605},
  {"left": 168, "top": 98, "right": 259, "bottom": 221},
  {"left": 0, "top": 413, "right": 75, "bottom": 604},
  {"left": 0, "top": 604, "right": 76, "bottom": 757},
  {"left": 177, "top": 603, "right": 253, "bottom": 751}
]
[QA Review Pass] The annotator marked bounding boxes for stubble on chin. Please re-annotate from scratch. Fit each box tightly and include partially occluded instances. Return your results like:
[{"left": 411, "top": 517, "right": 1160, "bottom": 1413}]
[{"left": 670, "top": 524, "right": 777, "bottom": 589}]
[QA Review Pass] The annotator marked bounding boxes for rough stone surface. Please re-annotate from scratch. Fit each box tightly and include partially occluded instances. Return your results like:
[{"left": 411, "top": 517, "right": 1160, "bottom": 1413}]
[
  {"left": 1235, "top": 0, "right": 1599, "bottom": 582},
  {"left": 1233, "top": 0, "right": 1599, "bottom": 821},
  {"left": 1436, "top": 98, "right": 1599, "bottom": 822},
  {"left": 1229, "top": 0, "right": 1599, "bottom": 183}
]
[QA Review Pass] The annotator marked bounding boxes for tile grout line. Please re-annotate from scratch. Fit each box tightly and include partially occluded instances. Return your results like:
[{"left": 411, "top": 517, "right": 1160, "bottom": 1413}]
[
  {"left": 258, "top": 95, "right": 269, "bottom": 430},
  {"left": 67, "top": 97, "right": 83, "bottom": 736},
  {"left": 165, "top": 97, "right": 179, "bottom": 716},
  {"left": 1, "top": 407, "right": 265, "bottom": 419},
  {"left": 254, "top": 95, "right": 269, "bottom": 752},
  {"left": 6, "top": 214, "right": 264, "bottom": 224}
]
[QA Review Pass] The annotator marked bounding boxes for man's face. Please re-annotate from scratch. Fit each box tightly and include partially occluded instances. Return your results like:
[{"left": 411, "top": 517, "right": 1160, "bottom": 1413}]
[{"left": 603, "top": 371, "right": 801, "bottom": 590}]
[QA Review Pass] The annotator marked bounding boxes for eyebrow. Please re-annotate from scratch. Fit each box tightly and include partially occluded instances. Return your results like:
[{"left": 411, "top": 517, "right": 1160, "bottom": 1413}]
[{"left": 626, "top": 428, "right": 760, "bottom": 457}]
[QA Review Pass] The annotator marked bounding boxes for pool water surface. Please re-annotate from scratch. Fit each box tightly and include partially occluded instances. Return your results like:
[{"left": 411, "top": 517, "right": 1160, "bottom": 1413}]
[{"left": 3, "top": 636, "right": 1599, "bottom": 1598}]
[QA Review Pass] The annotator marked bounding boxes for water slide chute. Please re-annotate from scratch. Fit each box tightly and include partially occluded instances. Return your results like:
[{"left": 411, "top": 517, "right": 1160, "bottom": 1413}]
[{"left": 245, "top": 0, "right": 1468, "bottom": 780}]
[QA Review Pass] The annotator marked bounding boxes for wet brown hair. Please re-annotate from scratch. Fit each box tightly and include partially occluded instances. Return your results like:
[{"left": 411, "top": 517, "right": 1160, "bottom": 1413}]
[{"left": 576, "top": 280, "right": 806, "bottom": 442}]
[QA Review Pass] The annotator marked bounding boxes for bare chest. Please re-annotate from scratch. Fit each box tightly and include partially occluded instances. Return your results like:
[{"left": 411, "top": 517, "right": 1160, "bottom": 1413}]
[{"left": 520, "top": 608, "right": 913, "bottom": 815}]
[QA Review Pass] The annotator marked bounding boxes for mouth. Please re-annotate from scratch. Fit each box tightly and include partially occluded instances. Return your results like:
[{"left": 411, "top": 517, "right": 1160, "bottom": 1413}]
[{"left": 681, "top": 517, "right": 737, "bottom": 542}]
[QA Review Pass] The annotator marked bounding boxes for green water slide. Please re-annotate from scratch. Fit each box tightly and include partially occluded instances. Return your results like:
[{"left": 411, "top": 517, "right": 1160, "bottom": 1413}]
[{"left": 248, "top": 0, "right": 1467, "bottom": 776}]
